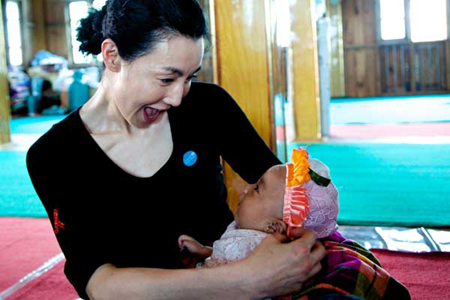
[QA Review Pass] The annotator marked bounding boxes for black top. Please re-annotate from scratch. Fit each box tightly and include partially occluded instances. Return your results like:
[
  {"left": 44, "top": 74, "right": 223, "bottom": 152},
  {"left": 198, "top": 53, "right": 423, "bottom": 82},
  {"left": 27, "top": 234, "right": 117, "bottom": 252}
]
[{"left": 27, "top": 82, "right": 281, "bottom": 299}]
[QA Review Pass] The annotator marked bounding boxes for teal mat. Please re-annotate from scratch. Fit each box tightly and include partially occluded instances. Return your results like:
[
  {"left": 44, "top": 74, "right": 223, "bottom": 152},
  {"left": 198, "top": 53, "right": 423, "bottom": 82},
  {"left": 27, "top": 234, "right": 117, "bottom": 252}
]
[
  {"left": 331, "top": 94, "right": 450, "bottom": 125},
  {"left": 0, "top": 116, "right": 64, "bottom": 217},
  {"left": 290, "top": 143, "right": 450, "bottom": 227},
  {"left": 0, "top": 150, "right": 47, "bottom": 217},
  {"left": 11, "top": 115, "right": 65, "bottom": 134},
  {"left": 2, "top": 142, "right": 450, "bottom": 226}
]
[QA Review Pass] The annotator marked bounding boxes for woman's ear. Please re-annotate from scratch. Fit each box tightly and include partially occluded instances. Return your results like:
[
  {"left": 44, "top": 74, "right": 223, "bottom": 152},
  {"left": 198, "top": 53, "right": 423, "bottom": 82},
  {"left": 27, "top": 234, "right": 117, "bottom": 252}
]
[
  {"left": 264, "top": 219, "right": 287, "bottom": 234},
  {"left": 101, "top": 38, "right": 121, "bottom": 72}
]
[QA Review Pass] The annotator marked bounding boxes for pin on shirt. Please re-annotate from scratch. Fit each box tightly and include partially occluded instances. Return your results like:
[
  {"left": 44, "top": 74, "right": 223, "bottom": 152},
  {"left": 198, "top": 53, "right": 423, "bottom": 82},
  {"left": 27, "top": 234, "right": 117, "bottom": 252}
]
[{"left": 183, "top": 150, "right": 197, "bottom": 167}]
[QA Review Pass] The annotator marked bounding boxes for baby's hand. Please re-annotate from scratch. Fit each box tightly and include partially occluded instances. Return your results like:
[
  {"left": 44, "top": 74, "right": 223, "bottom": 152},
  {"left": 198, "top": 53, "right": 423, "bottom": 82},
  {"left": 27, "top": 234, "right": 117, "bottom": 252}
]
[{"left": 178, "top": 235, "right": 212, "bottom": 259}]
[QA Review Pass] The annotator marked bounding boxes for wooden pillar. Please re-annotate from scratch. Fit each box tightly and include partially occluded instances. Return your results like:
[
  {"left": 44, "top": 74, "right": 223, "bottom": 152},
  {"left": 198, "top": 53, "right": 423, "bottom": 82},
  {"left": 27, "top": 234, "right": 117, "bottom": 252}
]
[
  {"left": 212, "top": 0, "right": 274, "bottom": 213},
  {"left": 317, "top": 7, "right": 331, "bottom": 138},
  {"left": 447, "top": 0, "right": 450, "bottom": 90},
  {"left": 327, "top": 0, "right": 346, "bottom": 98},
  {"left": 213, "top": 0, "right": 273, "bottom": 146},
  {"left": 290, "top": 0, "right": 322, "bottom": 141},
  {"left": 0, "top": 2, "right": 11, "bottom": 144},
  {"left": 405, "top": 0, "right": 417, "bottom": 93}
]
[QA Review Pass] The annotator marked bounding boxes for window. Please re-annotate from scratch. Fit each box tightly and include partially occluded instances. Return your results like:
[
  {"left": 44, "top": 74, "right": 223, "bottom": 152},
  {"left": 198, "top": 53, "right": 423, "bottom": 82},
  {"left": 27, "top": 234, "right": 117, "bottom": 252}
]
[
  {"left": 92, "top": 0, "right": 107, "bottom": 10},
  {"left": 5, "top": 0, "right": 23, "bottom": 66},
  {"left": 275, "top": 0, "right": 291, "bottom": 48},
  {"left": 67, "top": 0, "right": 106, "bottom": 65},
  {"left": 68, "top": 1, "right": 89, "bottom": 64},
  {"left": 410, "top": 0, "right": 447, "bottom": 43},
  {"left": 91, "top": 0, "right": 106, "bottom": 62},
  {"left": 379, "top": 0, "right": 448, "bottom": 43},
  {"left": 379, "top": 0, "right": 406, "bottom": 41}
]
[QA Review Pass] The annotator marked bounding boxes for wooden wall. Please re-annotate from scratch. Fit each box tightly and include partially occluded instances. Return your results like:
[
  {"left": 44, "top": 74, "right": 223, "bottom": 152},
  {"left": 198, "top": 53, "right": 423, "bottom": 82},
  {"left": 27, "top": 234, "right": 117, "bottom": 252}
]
[
  {"left": 342, "top": 0, "right": 381, "bottom": 97},
  {"left": 41, "top": 0, "right": 67, "bottom": 59},
  {"left": 11, "top": 0, "right": 68, "bottom": 66},
  {"left": 341, "top": 0, "right": 450, "bottom": 97}
]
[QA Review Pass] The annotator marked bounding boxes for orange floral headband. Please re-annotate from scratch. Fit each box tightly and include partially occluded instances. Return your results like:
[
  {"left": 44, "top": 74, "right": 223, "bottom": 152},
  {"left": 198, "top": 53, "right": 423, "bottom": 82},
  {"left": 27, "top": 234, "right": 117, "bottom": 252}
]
[
  {"left": 283, "top": 148, "right": 310, "bottom": 238},
  {"left": 283, "top": 147, "right": 331, "bottom": 238}
]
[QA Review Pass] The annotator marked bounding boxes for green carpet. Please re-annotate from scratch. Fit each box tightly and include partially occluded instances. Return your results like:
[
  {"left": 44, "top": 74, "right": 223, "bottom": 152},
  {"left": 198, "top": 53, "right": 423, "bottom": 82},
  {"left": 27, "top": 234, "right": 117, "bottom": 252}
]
[{"left": 290, "top": 143, "right": 450, "bottom": 227}]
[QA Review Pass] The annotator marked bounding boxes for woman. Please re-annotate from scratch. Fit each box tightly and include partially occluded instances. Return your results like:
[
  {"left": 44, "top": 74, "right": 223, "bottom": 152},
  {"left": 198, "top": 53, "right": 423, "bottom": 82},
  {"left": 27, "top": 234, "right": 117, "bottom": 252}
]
[{"left": 27, "top": 1, "right": 325, "bottom": 299}]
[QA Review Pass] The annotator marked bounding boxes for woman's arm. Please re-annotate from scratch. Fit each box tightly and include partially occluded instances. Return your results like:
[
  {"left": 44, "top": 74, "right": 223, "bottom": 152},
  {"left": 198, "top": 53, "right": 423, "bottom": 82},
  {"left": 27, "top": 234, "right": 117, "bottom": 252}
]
[
  {"left": 87, "top": 228, "right": 325, "bottom": 300},
  {"left": 192, "top": 83, "right": 281, "bottom": 183},
  {"left": 87, "top": 260, "right": 250, "bottom": 300}
]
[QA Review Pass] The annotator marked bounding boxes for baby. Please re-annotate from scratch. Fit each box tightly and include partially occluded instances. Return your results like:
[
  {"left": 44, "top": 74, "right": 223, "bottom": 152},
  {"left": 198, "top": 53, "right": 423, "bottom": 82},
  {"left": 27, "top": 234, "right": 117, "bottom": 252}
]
[
  {"left": 179, "top": 147, "right": 339, "bottom": 266},
  {"left": 178, "top": 149, "right": 411, "bottom": 299}
]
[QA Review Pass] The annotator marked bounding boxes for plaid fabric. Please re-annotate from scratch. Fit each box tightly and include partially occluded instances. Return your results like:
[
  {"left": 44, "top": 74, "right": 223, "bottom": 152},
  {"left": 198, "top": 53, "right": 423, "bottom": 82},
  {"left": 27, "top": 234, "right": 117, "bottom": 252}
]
[{"left": 286, "top": 231, "right": 411, "bottom": 300}]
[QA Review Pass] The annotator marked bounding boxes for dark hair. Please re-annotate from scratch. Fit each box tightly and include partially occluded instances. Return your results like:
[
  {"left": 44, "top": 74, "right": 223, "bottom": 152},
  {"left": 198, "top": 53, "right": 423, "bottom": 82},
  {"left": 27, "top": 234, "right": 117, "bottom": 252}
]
[{"left": 77, "top": 0, "right": 208, "bottom": 61}]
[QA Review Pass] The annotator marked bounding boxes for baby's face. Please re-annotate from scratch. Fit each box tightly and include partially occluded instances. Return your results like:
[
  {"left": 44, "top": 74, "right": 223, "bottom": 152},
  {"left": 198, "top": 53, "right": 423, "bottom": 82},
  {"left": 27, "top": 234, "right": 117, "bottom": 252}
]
[{"left": 235, "top": 165, "right": 286, "bottom": 232}]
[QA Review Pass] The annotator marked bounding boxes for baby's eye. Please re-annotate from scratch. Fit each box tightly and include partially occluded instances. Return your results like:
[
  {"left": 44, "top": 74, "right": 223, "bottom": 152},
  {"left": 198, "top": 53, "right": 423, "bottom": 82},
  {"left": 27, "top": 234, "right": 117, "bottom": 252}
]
[{"left": 254, "top": 184, "right": 259, "bottom": 193}]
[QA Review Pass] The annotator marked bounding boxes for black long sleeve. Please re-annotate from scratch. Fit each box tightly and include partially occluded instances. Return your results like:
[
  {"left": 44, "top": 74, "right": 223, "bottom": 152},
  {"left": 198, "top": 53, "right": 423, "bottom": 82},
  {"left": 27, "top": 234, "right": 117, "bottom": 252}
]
[{"left": 26, "top": 82, "right": 280, "bottom": 299}]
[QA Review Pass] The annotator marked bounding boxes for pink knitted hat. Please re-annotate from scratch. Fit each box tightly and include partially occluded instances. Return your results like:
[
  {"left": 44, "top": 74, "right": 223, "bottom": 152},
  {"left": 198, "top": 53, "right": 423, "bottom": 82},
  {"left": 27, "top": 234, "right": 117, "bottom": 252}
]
[{"left": 283, "top": 148, "right": 339, "bottom": 239}]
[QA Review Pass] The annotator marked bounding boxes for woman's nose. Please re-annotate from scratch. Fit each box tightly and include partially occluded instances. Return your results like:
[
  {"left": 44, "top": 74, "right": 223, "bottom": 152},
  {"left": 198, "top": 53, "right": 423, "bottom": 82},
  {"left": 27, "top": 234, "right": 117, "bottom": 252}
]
[{"left": 164, "top": 83, "right": 186, "bottom": 107}]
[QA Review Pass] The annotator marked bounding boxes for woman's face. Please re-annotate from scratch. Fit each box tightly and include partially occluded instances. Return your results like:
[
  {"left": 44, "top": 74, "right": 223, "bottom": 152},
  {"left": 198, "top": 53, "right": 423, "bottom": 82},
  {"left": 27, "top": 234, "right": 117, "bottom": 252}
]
[
  {"left": 235, "top": 165, "right": 286, "bottom": 231},
  {"left": 113, "top": 36, "right": 204, "bottom": 128}
]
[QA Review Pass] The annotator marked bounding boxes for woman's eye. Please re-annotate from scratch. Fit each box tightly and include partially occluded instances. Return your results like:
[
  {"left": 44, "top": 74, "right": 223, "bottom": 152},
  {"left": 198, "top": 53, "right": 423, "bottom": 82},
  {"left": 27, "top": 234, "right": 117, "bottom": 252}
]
[
  {"left": 160, "top": 78, "right": 174, "bottom": 84},
  {"left": 186, "top": 74, "right": 198, "bottom": 82},
  {"left": 254, "top": 184, "right": 259, "bottom": 193}
]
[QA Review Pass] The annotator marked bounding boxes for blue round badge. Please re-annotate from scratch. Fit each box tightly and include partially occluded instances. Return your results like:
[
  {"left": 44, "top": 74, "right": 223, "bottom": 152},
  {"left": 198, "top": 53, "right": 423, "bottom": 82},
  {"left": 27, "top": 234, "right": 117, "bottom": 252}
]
[{"left": 183, "top": 150, "right": 197, "bottom": 167}]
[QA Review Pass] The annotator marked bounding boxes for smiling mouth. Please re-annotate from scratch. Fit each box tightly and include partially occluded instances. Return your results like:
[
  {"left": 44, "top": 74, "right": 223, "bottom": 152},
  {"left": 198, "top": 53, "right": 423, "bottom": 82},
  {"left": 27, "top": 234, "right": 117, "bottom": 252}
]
[{"left": 143, "top": 107, "right": 160, "bottom": 123}]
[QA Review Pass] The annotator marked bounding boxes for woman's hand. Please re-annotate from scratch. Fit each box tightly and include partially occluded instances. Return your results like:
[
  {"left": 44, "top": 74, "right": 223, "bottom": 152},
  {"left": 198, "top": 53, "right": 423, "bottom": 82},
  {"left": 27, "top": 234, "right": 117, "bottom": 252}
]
[
  {"left": 242, "top": 227, "right": 326, "bottom": 299},
  {"left": 178, "top": 235, "right": 213, "bottom": 259}
]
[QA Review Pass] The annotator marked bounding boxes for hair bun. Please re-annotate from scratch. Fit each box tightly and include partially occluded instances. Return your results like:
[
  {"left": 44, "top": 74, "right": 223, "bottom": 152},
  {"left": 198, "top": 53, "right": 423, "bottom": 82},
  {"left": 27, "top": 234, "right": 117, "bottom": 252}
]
[
  {"left": 75, "top": 0, "right": 207, "bottom": 62},
  {"left": 77, "top": 5, "right": 107, "bottom": 56}
]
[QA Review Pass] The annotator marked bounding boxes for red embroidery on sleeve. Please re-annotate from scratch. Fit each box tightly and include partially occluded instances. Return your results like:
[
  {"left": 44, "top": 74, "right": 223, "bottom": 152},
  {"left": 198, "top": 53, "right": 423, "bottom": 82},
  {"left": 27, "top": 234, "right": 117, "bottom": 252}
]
[{"left": 53, "top": 209, "right": 65, "bottom": 234}]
